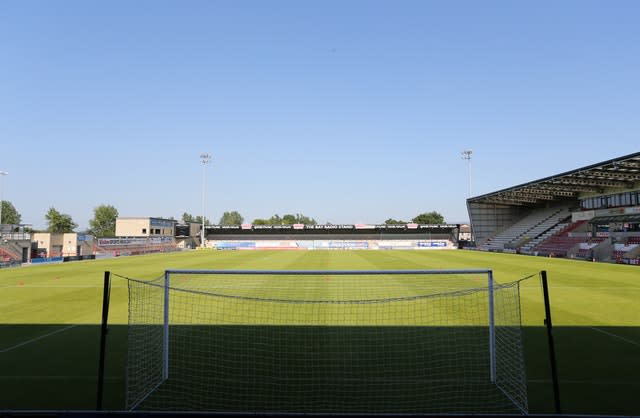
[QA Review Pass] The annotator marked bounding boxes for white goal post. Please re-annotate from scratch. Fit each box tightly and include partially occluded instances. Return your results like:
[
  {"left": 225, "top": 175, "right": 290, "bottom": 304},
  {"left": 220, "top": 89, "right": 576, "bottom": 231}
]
[{"left": 123, "top": 269, "right": 529, "bottom": 414}]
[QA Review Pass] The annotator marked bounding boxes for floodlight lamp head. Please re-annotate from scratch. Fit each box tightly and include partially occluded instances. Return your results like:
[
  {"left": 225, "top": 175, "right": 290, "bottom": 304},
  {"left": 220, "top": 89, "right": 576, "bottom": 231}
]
[
  {"left": 461, "top": 150, "right": 472, "bottom": 160},
  {"left": 200, "top": 153, "right": 212, "bottom": 164}
]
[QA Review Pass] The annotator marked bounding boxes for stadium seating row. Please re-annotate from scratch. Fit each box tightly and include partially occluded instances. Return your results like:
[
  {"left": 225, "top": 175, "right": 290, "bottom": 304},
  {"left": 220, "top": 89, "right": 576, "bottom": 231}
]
[
  {"left": 476, "top": 205, "right": 640, "bottom": 264},
  {"left": 478, "top": 206, "right": 571, "bottom": 252}
]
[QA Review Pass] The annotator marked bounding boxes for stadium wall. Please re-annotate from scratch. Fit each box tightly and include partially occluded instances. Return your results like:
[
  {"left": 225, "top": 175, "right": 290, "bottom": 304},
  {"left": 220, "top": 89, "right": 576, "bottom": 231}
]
[
  {"left": 206, "top": 239, "right": 456, "bottom": 251},
  {"left": 115, "top": 217, "right": 176, "bottom": 237},
  {"left": 32, "top": 232, "right": 94, "bottom": 258},
  {"left": 94, "top": 236, "right": 179, "bottom": 258},
  {"left": 200, "top": 224, "right": 460, "bottom": 251}
]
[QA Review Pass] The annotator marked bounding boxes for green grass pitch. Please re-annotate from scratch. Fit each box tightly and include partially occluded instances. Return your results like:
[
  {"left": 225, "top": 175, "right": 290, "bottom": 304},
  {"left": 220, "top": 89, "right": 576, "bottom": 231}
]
[{"left": 0, "top": 249, "right": 638, "bottom": 414}]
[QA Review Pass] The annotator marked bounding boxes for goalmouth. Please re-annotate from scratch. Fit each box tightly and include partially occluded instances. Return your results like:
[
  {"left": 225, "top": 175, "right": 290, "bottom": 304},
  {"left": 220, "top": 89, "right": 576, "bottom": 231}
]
[{"left": 121, "top": 269, "right": 529, "bottom": 414}]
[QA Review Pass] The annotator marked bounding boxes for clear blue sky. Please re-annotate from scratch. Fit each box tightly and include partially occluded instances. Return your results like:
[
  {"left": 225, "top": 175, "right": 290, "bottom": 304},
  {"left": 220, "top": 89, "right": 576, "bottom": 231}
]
[{"left": 1, "top": 1, "right": 639, "bottom": 230}]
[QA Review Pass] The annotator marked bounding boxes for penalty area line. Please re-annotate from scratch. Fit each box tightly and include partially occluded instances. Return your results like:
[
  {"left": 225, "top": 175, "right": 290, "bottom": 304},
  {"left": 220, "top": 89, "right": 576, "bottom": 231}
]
[
  {"left": 0, "top": 375, "right": 120, "bottom": 381},
  {"left": 590, "top": 326, "right": 640, "bottom": 349},
  {"left": 529, "top": 378, "right": 640, "bottom": 385},
  {"left": 0, "top": 324, "right": 79, "bottom": 353}
]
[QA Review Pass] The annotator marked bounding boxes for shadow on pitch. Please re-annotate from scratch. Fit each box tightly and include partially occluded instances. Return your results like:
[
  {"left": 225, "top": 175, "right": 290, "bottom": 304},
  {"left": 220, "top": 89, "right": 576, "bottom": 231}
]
[{"left": 0, "top": 324, "right": 638, "bottom": 415}]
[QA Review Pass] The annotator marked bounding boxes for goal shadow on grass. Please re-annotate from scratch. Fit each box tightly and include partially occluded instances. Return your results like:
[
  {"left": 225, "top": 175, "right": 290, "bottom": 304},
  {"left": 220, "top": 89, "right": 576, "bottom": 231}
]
[
  {"left": 0, "top": 325, "right": 639, "bottom": 415},
  {"left": 131, "top": 325, "right": 523, "bottom": 414}
]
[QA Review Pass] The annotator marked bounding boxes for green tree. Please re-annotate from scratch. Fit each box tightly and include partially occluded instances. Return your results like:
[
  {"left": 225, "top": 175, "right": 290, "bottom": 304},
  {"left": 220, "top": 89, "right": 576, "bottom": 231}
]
[
  {"left": 182, "top": 212, "right": 195, "bottom": 223},
  {"left": 384, "top": 218, "right": 406, "bottom": 225},
  {"left": 412, "top": 211, "right": 445, "bottom": 225},
  {"left": 0, "top": 201, "right": 21, "bottom": 224},
  {"left": 88, "top": 204, "right": 119, "bottom": 237},
  {"left": 251, "top": 213, "right": 316, "bottom": 225},
  {"left": 294, "top": 213, "right": 317, "bottom": 225},
  {"left": 193, "top": 215, "right": 211, "bottom": 225},
  {"left": 219, "top": 211, "right": 244, "bottom": 226},
  {"left": 45, "top": 207, "right": 77, "bottom": 233},
  {"left": 281, "top": 214, "right": 297, "bottom": 225}
]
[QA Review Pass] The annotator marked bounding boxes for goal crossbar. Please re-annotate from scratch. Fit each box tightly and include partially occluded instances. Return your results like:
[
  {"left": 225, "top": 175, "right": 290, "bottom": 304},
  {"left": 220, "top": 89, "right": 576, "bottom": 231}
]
[{"left": 165, "top": 268, "right": 494, "bottom": 275}]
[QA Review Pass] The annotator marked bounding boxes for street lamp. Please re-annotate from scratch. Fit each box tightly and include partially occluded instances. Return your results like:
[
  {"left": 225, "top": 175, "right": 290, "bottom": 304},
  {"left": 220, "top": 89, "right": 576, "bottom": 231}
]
[
  {"left": 0, "top": 171, "right": 8, "bottom": 228},
  {"left": 200, "top": 154, "right": 212, "bottom": 248},
  {"left": 461, "top": 150, "right": 472, "bottom": 198}
]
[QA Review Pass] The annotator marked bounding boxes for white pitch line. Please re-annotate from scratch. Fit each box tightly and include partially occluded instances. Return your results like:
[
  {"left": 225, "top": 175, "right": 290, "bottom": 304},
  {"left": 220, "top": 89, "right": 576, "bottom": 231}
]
[
  {"left": 520, "top": 286, "right": 640, "bottom": 291},
  {"left": 0, "top": 324, "right": 79, "bottom": 353},
  {"left": 0, "top": 284, "right": 126, "bottom": 289},
  {"left": 590, "top": 326, "right": 640, "bottom": 348},
  {"left": 529, "top": 378, "right": 639, "bottom": 385},
  {"left": 0, "top": 374, "right": 633, "bottom": 385},
  {"left": 0, "top": 375, "right": 119, "bottom": 381}
]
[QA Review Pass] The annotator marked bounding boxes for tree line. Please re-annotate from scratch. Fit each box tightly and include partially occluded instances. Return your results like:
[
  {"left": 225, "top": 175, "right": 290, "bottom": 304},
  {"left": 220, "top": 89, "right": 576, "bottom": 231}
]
[
  {"left": 0, "top": 202, "right": 118, "bottom": 236},
  {"left": 384, "top": 211, "right": 445, "bottom": 225},
  {"left": 1, "top": 201, "right": 446, "bottom": 238},
  {"left": 182, "top": 211, "right": 318, "bottom": 226}
]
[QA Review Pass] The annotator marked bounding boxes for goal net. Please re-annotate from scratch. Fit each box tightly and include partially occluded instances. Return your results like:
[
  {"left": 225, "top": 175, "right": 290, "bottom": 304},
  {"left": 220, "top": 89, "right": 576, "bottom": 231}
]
[{"left": 121, "top": 269, "right": 529, "bottom": 414}]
